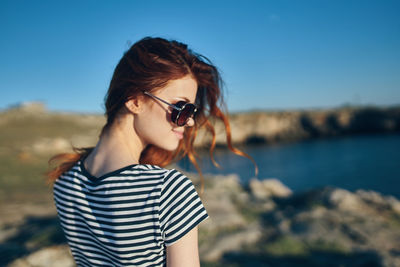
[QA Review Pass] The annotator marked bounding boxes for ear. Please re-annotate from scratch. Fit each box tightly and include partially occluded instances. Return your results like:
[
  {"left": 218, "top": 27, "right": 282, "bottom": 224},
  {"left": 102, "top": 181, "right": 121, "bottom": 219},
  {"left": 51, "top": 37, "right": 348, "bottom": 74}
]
[{"left": 125, "top": 98, "right": 143, "bottom": 114}]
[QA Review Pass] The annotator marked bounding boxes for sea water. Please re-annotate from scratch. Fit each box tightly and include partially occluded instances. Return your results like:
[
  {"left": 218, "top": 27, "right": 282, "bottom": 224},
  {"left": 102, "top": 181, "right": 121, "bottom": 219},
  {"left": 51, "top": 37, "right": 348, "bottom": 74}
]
[{"left": 178, "top": 133, "right": 400, "bottom": 198}]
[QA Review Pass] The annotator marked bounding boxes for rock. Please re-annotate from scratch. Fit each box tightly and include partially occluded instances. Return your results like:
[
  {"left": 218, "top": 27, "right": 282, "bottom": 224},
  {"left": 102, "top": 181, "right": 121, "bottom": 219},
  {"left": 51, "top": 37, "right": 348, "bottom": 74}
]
[
  {"left": 388, "top": 197, "right": 400, "bottom": 215},
  {"left": 201, "top": 174, "right": 247, "bottom": 232},
  {"left": 249, "top": 178, "right": 292, "bottom": 200},
  {"left": 327, "top": 188, "right": 367, "bottom": 212},
  {"left": 269, "top": 187, "right": 400, "bottom": 267},
  {"left": 202, "top": 195, "right": 246, "bottom": 233},
  {"left": 356, "top": 189, "right": 400, "bottom": 214},
  {"left": 30, "top": 138, "right": 71, "bottom": 154},
  {"left": 326, "top": 188, "right": 400, "bottom": 217},
  {"left": 201, "top": 222, "right": 262, "bottom": 262},
  {"left": 7, "top": 245, "right": 74, "bottom": 267}
]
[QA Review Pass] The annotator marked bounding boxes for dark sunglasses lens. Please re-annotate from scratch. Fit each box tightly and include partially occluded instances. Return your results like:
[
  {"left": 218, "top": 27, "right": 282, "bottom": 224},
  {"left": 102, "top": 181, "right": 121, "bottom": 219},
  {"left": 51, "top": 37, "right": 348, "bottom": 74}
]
[
  {"left": 177, "top": 104, "right": 196, "bottom": 126},
  {"left": 173, "top": 102, "right": 196, "bottom": 126},
  {"left": 170, "top": 101, "right": 185, "bottom": 124}
]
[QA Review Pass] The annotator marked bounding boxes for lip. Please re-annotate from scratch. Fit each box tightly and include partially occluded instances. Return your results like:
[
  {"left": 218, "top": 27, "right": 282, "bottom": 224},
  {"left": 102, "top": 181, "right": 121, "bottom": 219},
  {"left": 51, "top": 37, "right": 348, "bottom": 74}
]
[{"left": 172, "top": 130, "right": 184, "bottom": 139}]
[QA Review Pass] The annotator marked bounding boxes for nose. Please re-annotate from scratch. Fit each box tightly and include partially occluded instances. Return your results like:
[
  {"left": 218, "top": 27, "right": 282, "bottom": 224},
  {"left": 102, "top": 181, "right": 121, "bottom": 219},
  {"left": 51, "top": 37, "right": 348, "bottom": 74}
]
[{"left": 186, "top": 117, "right": 195, "bottom": 127}]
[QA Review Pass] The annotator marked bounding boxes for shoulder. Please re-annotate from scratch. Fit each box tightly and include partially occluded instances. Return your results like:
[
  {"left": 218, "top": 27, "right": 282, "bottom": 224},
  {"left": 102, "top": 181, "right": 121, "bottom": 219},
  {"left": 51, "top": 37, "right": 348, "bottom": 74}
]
[
  {"left": 161, "top": 168, "right": 195, "bottom": 192},
  {"left": 163, "top": 168, "right": 190, "bottom": 182},
  {"left": 158, "top": 168, "right": 208, "bottom": 246},
  {"left": 159, "top": 168, "right": 201, "bottom": 210}
]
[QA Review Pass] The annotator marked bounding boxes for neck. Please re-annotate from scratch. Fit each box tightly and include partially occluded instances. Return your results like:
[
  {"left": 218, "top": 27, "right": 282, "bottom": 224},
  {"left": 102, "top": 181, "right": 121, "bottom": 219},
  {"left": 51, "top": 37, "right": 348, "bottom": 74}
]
[{"left": 85, "top": 113, "right": 146, "bottom": 177}]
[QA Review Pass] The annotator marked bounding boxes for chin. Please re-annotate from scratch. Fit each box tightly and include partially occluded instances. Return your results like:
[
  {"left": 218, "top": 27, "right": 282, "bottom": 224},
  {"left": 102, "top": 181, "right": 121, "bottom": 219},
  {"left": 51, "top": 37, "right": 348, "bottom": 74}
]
[
  {"left": 165, "top": 143, "right": 180, "bottom": 152},
  {"left": 157, "top": 140, "right": 180, "bottom": 152}
]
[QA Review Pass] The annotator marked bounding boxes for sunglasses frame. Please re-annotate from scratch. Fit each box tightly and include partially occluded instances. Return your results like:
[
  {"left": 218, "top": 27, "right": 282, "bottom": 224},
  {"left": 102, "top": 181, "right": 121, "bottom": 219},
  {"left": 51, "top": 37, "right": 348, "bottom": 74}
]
[{"left": 143, "top": 91, "right": 197, "bottom": 126}]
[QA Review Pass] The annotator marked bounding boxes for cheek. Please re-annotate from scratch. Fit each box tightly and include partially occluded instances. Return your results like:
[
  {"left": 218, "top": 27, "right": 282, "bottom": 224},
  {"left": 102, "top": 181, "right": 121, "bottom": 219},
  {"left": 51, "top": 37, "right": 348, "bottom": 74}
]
[
  {"left": 147, "top": 103, "right": 171, "bottom": 123},
  {"left": 134, "top": 106, "right": 179, "bottom": 150}
]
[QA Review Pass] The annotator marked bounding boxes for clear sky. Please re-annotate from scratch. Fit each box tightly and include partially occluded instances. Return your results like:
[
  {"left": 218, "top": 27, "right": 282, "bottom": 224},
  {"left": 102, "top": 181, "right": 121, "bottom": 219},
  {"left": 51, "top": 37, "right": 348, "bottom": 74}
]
[{"left": 1, "top": 0, "right": 399, "bottom": 113}]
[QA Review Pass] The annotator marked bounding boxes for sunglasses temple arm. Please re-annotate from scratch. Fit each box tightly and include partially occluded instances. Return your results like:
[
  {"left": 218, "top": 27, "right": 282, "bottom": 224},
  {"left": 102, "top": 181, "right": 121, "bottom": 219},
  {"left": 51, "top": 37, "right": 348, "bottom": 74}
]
[{"left": 143, "top": 91, "right": 181, "bottom": 111}]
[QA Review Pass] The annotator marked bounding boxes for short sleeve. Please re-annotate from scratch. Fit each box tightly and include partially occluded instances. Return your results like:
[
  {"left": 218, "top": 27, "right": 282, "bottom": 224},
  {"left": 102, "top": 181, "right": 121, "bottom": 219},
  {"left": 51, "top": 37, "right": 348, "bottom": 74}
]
[{"left": 159, "top": 169, "right": 209, "bottom": 246}]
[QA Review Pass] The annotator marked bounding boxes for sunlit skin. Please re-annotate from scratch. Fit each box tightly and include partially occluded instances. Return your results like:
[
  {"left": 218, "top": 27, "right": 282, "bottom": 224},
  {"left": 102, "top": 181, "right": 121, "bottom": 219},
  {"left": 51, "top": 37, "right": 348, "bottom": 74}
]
[
  {"left": 133, "top": 75, "right": 197, "bottom": 152},
  {"left": 83, "top": 75, "right": 200, "bottom": 267}
]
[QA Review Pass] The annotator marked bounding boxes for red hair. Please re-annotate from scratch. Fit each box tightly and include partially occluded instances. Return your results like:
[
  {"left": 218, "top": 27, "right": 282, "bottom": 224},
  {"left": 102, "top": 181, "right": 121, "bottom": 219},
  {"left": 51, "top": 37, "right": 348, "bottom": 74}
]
[{"left": 47, "top": 37, "right": 257, "bottom": 191}]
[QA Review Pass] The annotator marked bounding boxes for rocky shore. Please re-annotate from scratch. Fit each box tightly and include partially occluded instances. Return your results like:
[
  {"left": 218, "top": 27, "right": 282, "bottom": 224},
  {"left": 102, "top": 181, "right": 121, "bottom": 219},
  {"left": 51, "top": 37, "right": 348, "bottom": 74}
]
[
  {"left": 195, "top": 105, "right": 400, "bottom": 147},
  {"left": 3, "top": 172, "right": 400, "bottom": 267},
  {"left": 198, "top": 174, "right": 400, "bottom": 267}
]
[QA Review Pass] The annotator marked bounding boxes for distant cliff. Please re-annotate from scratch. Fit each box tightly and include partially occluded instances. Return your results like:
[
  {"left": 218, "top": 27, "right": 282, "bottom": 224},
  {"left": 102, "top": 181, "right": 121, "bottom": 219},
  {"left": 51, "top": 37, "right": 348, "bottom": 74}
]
[{"left": 195, "top": 105, "right": 400, "bottom": 147}]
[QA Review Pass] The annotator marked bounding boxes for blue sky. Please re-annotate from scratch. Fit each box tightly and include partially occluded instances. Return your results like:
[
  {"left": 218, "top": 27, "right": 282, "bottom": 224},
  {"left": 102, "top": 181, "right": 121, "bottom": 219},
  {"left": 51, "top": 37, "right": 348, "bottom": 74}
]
[{"left": 1, "top": 0, "right": 399, "bottom": 113}]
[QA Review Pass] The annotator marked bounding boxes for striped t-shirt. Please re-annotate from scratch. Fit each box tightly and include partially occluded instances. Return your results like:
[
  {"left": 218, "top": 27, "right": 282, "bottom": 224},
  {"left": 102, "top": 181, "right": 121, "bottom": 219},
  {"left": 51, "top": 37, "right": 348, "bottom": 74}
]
[{"left": 53, "top": 159, "right": 209, "bottom": 267}]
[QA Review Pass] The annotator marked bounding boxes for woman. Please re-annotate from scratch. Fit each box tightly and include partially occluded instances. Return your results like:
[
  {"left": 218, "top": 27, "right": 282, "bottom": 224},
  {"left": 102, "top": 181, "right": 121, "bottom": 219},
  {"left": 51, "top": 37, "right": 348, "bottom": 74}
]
[{"left": 48, "top": 37, "right": 254, "bottom": 266}]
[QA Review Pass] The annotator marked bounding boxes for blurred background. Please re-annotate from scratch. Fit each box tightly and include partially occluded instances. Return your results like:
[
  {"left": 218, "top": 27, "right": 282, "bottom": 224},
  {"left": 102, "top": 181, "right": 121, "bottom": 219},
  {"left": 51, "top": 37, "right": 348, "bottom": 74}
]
[{"left": 1, "top": 0, "right": 399, "bottom": 266}]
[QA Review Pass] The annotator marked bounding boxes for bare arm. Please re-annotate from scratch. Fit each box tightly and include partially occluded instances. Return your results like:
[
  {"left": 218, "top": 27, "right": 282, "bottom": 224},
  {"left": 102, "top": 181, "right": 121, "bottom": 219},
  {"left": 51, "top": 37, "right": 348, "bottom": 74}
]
[{"left": 166, "top": 226, "right": 200, "bottom": 267}]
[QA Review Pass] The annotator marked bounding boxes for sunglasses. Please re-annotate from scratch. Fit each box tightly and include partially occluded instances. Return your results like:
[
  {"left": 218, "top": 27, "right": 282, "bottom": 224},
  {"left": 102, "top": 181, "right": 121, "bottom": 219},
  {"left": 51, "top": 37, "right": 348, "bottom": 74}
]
[{"left": 143, "top": 91, "right": 197, "bottom": 126}]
